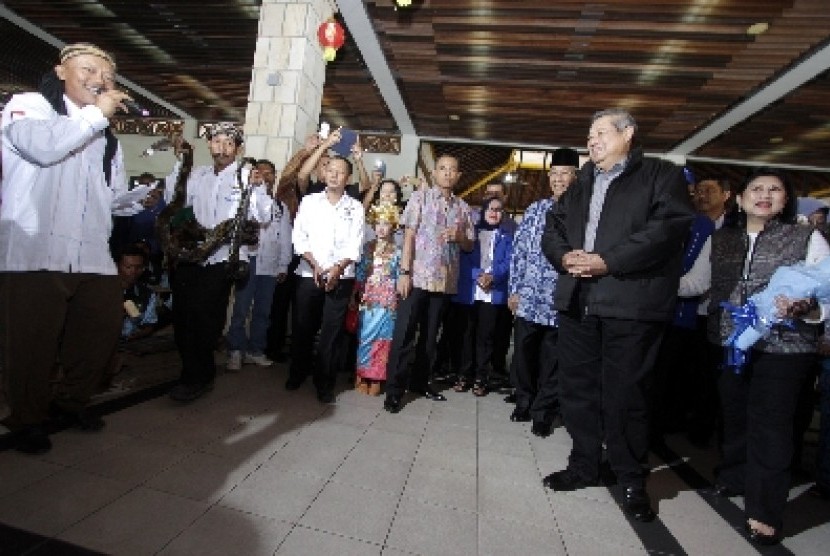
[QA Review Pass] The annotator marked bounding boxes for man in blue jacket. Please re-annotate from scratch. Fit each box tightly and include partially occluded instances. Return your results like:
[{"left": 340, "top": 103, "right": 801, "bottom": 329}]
[{"left": 541, "top": 108, "right": 695, "bottom": 522}]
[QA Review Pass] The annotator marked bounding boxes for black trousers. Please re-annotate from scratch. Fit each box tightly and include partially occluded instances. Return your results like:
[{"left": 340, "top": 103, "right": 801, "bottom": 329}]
[
  {"left": 386, "top": 288, "right": 448, "bottom": 398},
  {"left": 510, "top": 317, "right": 560, "bottom": 425},
  {"left": 717, "top": 351, "right": 814, "bottom": 530},
  {"left": 558, "top": 309, "right": 665, "bottom": 488},
  {"left": 491, "top": 305, "right": 513, "bottom": 380},
  {"left": 651, "top": 323, "right": 698, "bottom": 438},
  {"left": 686, "top": 319, "right": 724, "bottom": 443},
  {"left": 267, "top": 256, "right": 300, "bottom": 357},
  {"left": 289, "top": 276, "right": 353, "bottom": 395},
  {"left": 456, "top": 301, "right": 508, "bottom": 385},
  {"left": 172, "top": 263, "right": 233, "bottom": 387}
]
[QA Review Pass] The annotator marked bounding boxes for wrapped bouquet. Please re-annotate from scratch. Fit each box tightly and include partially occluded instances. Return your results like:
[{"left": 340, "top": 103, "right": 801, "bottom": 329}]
[{"left": 722, "top": 256, "right": 830, "bottom": 372}]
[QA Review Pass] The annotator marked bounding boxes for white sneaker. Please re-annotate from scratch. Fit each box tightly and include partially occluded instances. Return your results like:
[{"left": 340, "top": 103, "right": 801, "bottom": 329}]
[
  {"left": 245, "top": 353, "right": 274, "bottom": 367},
  {"left": 226, "top": 350, "right": 242, "bottom": 372}
]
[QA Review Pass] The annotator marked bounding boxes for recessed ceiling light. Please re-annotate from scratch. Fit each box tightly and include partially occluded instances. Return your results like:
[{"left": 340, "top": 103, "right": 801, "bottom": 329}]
[
  {"left": 769, "top": 136, "right": 784, "bottom": 143},
  {"left": 747, "top": 22, "right": 769, "bottom": 35},
  {"left": 448, "top": 114, "right": 460, "bottom": 121}
]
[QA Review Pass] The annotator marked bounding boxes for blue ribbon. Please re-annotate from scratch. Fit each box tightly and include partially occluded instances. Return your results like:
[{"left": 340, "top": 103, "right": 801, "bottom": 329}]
[
  {"left": 721, "top": 300, "right": 798, "bottom": 374},
  {"left": 721, "top": 300, "right": 758, "bottom": 374}
]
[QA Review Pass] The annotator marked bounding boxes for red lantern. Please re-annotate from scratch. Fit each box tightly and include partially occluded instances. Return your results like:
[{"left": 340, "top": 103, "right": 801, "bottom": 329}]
[{"left": 317, "top": 19, "right": 345, "bottom": 62}]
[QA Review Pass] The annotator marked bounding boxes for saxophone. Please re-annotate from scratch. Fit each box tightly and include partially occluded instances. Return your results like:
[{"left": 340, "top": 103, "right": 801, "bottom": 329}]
[
  {"left": 156, "top": 141, "right": 257, "bottom": 269},
  {"left": 225, "top": 157, "right": 259, "bottom": 281}
]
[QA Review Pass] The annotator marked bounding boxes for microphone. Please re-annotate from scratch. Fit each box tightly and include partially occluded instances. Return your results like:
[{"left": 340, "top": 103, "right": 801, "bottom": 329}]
[
  {"left": 122, "top": 99, "right": 150, "bottom": 117},
  {"left": 91, "top": 87, "right": 150, "bottom": 117}
]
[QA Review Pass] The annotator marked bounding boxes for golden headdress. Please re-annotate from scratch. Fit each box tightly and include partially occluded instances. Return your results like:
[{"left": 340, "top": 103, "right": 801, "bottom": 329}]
[{"left": 367, "top": 202, "right": 400, "bottom": 228}]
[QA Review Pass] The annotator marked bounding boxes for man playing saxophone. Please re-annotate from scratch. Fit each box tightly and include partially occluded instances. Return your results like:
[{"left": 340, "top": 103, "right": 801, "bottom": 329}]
[{"left": 165, "top": 123, "right": 273, "bottom": 402}]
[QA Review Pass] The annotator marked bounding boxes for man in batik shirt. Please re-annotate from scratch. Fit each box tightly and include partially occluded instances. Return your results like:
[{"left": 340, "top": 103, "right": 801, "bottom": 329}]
[{"left": 384, "top": 154, "right": 474, "bottom": 413}]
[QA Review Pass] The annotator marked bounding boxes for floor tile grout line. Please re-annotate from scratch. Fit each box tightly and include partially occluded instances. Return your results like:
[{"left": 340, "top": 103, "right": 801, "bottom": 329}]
[
  {"left": 527, "top": 429, "right": 571, "bottom": 555},
  {"left": 651, "top": 441, "right": 796, "bottom": 556},
  {"left": 379, "top": 400, "right": 433, "bottom": 555},
  {"left": 529, "top": 427, "right": 687, "bottom": 555},
  {"left": 476, "top": 397, "right": 481, "bottom": 556},
  {"left": 151, "top": 398, "right": 333, "bottom": 554},
  {"left": 270, "top": 403, "right": 383, "bottom": 554}
]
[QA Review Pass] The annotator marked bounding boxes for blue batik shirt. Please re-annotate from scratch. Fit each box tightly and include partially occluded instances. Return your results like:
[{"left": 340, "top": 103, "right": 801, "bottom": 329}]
[{"left": 508, "top": 198, "right": 559, "bottom": 327}]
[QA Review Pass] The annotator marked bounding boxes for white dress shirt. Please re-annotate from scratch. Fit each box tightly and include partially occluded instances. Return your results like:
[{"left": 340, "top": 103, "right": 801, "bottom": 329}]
[
  {"left": 293, "top": 191, "right": 364, "bottom": 279},
  {"left": 474, "top": 229, "right": 496, "bottom": 303},
  {"left": 0, "top": 92, "right": 130, "bottom": 274},
  {"left": 256, "top": 199, "right": 293, "bottom": 277}
]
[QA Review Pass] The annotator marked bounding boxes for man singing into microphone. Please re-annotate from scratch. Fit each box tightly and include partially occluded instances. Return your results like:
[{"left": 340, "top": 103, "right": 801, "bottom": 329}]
[{"left": 0, "top": 42, "right": 139, "bottom": 453}]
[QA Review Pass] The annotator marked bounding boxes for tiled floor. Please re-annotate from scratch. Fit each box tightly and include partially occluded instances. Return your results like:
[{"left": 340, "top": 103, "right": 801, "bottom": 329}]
[{"left": 1, "top": 355, "right": 829, "bottom": 555}]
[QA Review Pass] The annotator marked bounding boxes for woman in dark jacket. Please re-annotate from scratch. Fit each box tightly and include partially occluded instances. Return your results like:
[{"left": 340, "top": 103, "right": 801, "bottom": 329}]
[{"left": 704, "top": 167, "right": 830, "bottom": 544}]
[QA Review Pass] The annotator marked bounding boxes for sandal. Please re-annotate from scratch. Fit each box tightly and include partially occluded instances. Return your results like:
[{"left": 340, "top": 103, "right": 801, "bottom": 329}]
[
  {"left": 745, "top": 521, "right": 780, "bottom": 546},
  {"left": 472, "top": 381, "right": 488, "bottom": 397},
  {"left": 453, "top": 378, "right": 470, "bottom": 392}
]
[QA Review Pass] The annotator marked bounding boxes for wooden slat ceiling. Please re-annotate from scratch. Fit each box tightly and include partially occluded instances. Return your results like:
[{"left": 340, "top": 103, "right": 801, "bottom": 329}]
[{"left": 1, "top": 0, "right": 829, "bottom": 199}]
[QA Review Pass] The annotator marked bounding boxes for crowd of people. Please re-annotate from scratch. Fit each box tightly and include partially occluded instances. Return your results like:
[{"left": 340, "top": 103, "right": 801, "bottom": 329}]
[{"left": 2, "top": 42, "right": 830, "bottom": 546}]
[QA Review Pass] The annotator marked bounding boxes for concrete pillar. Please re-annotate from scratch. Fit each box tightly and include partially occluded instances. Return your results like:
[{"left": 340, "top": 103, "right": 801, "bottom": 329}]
[{"left": 243, "top": 0, "right": 337, "bottom": 167}]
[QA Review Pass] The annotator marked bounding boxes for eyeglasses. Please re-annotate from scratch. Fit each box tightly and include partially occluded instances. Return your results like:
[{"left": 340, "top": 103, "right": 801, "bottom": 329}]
[
  {"left": 486, "top": 207, "right": 504, "bottom": 213},
  {"left": 548, "top": 170, "right": 575, "bottom": 178}
]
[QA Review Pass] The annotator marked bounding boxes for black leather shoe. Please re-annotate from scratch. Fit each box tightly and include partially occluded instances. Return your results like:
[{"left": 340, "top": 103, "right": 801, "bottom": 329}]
[
  {"left": 13, "top": 426, "right": 52, "bottom": 454},
  {"left": 384, "top": 395, "right": 402, "bottom": 413},
  {"left": 50, "top": 404, "right": 105, "bottom": 431},
  {"left": 415, "top": 387, "right": 446, "bottom": 401},
  {"left": 622, "top": 487, "right": 656, "bottom": 522},
  {"left": 284, "top": 377, "right": 304, "bottom": 391},
  {"left": 531, "top": 421, "right": 552, "bottom": 438},
  {"left": 542, "top": 468, "right": 599, "bottom": 491},
  {"left": 503, "top": 392, "right": 516, "bottom": 404},
  {"left": 510, "top": 408, "right": 531, "bottom": 422},
  {"left": 745, "top": 522, "right": 781, "bottom": 546}
]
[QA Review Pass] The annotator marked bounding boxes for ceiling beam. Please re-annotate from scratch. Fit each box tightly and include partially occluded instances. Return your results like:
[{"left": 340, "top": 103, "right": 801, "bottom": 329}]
[
  {"left": 669, "top": 40, "right": 830, "bottom": 157},
  {"left": 336, "top": 0, "right": 415, "bottom": 135},
  {"left": 0, "top": 4, "right": 194, "bottom": 119}
]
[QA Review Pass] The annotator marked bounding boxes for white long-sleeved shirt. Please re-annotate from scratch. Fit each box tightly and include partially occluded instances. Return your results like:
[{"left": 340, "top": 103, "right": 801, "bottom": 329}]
[
  {"left": 256, "top": 199, "right": 293, "bottom": 277},
  {"left": 165, "top": 161, "right": 273, "bottom": 266},
  {"left": 293, "top": 191, "right": 364, "bottom": 279},
  {"left": 0, "top": 92, "right": 131, "bottom": 274},
  {"left": 474, "top": 229, "right": 496, "bottom": 303}
]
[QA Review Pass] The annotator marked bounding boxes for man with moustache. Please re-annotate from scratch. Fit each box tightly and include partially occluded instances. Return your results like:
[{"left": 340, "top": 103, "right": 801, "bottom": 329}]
[
  {"left": 384, "top": 154, "right": 475, "bottom": 413},
  {"left": 166, "top": 123, "right": 273, "bottom": 403},
  {"left": 542, "top": 109, "right": 694, "bottom": 521},
  {"left": 289, "top": 156, "right": 364, "bottom": 403},
  {"left": 0, "top": 43, "right": 136, "bottom": 453}
]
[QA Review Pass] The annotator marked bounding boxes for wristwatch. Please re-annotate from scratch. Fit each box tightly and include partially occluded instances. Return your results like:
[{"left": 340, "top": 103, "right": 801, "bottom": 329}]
[{"left": 400, "top": 269, "right": 411, "bottom": 276}]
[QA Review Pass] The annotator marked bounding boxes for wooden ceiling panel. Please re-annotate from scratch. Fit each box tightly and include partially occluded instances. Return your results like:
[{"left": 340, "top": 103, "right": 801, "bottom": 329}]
[{"left": 0, "top": 0, "right": 828, "bottom": 195}]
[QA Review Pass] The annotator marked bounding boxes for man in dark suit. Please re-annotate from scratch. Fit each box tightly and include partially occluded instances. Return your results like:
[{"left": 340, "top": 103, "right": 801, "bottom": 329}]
[{"left": 541, "top": 108, "right": 694, "bottom": 522}]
